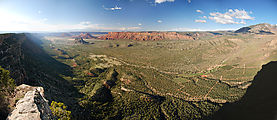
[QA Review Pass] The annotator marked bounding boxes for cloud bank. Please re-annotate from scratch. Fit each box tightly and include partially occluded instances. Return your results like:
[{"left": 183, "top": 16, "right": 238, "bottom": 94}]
[{"left": 209, "top": 9, "right": 254, "bottom": 24}]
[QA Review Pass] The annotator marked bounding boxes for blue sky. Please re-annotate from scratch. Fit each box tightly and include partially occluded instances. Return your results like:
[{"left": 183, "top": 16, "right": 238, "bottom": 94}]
[{"left": 0, "top": 0, "right": 276, "bottom": 32}]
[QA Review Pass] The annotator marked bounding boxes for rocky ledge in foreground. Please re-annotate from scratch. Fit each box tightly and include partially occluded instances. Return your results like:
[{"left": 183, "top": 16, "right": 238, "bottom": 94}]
[
  {"left": 6, "top": 84, "right": 54, "bottom": 120},
  {"left": 98, "top": 32, "right": 195, "bottom": 41}
]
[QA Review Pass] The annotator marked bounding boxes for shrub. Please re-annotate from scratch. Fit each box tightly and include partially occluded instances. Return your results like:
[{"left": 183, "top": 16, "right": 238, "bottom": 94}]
[
  {"left": 0, "top": 66, "right": 15, "bottom": 118},
  {"left": 0, "top": 67, "right": 15, "bottom": 93},
  {"left": 50, "top": 101, "right": 72, "bottom": 120}
]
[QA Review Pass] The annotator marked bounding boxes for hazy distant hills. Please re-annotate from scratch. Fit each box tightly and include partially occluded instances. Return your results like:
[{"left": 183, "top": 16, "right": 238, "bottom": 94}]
[
  {"left": 235, "top": 23, "right": 277, "bottom": 34},
  {"left": 37, "top": 23, "right": 277, "bottom": 40},
  {"left": 40, "top": 32, "right": 108, "bottom": 37},
  {"left": 72, "top": 32, "right": 96, "bottom": 39}
]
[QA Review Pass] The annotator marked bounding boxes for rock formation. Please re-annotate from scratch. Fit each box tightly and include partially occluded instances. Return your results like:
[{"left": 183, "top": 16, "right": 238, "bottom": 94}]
[
  {"left": 74, "top": 37, "right": 89, "bottom": 44},
  {"left": 6, "top": 84, "right": 54, "bottom": 120},
  {"left": 98, "top": 32, "right": 195, "bottom": 41},
  {"left": 72, "top": 33, "right": 95, "bottom": 39}
]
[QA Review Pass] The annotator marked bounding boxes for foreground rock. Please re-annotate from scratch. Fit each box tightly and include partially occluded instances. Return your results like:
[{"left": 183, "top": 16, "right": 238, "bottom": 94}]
[
  {"left": 6, "top": 84, "right": 54, "bottom": 120},
  {"left": 98, "top": 32, "right": 195, "bottom": 41}
]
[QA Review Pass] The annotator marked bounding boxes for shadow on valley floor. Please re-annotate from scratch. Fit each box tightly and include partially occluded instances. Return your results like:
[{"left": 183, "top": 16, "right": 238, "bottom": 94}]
[
  {"left": 26, "top": 34, "right": 87, "bottom": 119},
  {"left": 213, "top": 61, "right": 277, "bottom": 120},
  {"left": 0, "top": 33, "right": 85, "bottom": 119}
]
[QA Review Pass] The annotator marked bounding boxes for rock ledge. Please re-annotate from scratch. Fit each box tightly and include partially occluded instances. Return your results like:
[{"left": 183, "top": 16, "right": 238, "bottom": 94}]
[{"left": 6, "top": 84, "right": 54, "bottom": 120}]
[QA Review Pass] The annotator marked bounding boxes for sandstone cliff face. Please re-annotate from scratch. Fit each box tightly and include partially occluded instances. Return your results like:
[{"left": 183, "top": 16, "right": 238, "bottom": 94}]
[
  {"left": 98, "top": 32, "right": 195, "bottom": 41},
  {"left": 6, "top": 84, "right": 54, "bottom": 120}
]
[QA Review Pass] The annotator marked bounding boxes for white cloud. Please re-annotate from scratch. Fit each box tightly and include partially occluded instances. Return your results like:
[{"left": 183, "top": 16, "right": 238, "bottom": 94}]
[
  {"left": 38, "top": 10, "right": 42, "bottom": 14},
  {"left": 155, "top": 0, "right": 174, "bottom": 4},
  {"left": 157, "top": 20, "right": 162, "bottom": 23},
  {"left": 203, "top": 16, "right": 207, "bottom": 19},
  {"left": 103, "top": 5, "right": 122, "bottom": 11},
  {"left": 138, "top": 23, "right": 142, "bottom": 26},
  {"left": 195, "top": 19, "right": 206, "bottom": 23},
  {"left": 196, "top": 10, "right": 203, "bottom": 14},
  {"left": 209, "top": 9, "right": 254, "bottom": 24},
  {"left": 187, "top": 0, "right": 191, "bottom": 3}
]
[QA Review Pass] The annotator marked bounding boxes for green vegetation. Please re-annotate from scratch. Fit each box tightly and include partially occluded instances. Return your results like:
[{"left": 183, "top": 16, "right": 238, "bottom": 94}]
[
  {"left": 2, "top": 32, "right": 277, "bottom": 119},
  {"left": 18, "top": 33, "right": 276, "bottom": 119},
  {"left": 50, "top": 101, "right": 72, "bottom": 120},
  {"left": 0, "top": 66, "right": 15, "bottom": 118}
]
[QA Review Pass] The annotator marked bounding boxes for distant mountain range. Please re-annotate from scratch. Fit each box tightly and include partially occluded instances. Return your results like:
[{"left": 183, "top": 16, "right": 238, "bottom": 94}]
[
  {"left": 72, "top": 32, "right": 96, "bottom": 39},
  {"left": 235, "top": 23, "right": 277, "bottom": 34},
  {"left": 98, "top": 32, "right": 196, "bottom": 41},
  {"left": 39, "top": 32, "right": 108, "bottom": 37}
]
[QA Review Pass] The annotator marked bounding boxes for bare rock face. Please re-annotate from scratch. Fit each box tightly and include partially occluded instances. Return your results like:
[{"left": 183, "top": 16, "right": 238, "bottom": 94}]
[
  {"left": 6, "top": 84, "right": 54, "bottom": 120},
  {"left": 98, "top": 32, "right": 195, "bottom": 41}
]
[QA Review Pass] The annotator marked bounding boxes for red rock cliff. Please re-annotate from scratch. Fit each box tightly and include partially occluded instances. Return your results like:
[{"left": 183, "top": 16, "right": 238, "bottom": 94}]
[{"left": 98, "top": 32, "right": 195, "bottom": 41}]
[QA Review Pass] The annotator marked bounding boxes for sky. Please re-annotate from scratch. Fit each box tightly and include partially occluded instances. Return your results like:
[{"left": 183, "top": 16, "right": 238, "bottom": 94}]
[{"left": 0, "top": 0, "right": 276, "bottom": 32}]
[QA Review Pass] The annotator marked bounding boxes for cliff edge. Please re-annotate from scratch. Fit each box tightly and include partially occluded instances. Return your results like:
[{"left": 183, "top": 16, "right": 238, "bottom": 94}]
[{"left": 6, "top": 84, "right": 54, "bottom": 120}]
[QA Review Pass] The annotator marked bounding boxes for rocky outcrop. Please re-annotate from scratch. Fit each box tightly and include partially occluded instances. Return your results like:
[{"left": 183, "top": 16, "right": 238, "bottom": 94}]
[
  {"left": 74, "top": 37, "right": 89, "bottom": 44},
  {"left": 6, "top": 84, "right": 54, "bottom": 120},
  {"left": 98, "top": 32, "right": 195, "bottom": 41},
  {"left": 72, "top": 33, "right": 96, "bottom": 39},
  {"left": 235, "top": 23, "right": 276, "bottom": 34}
]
